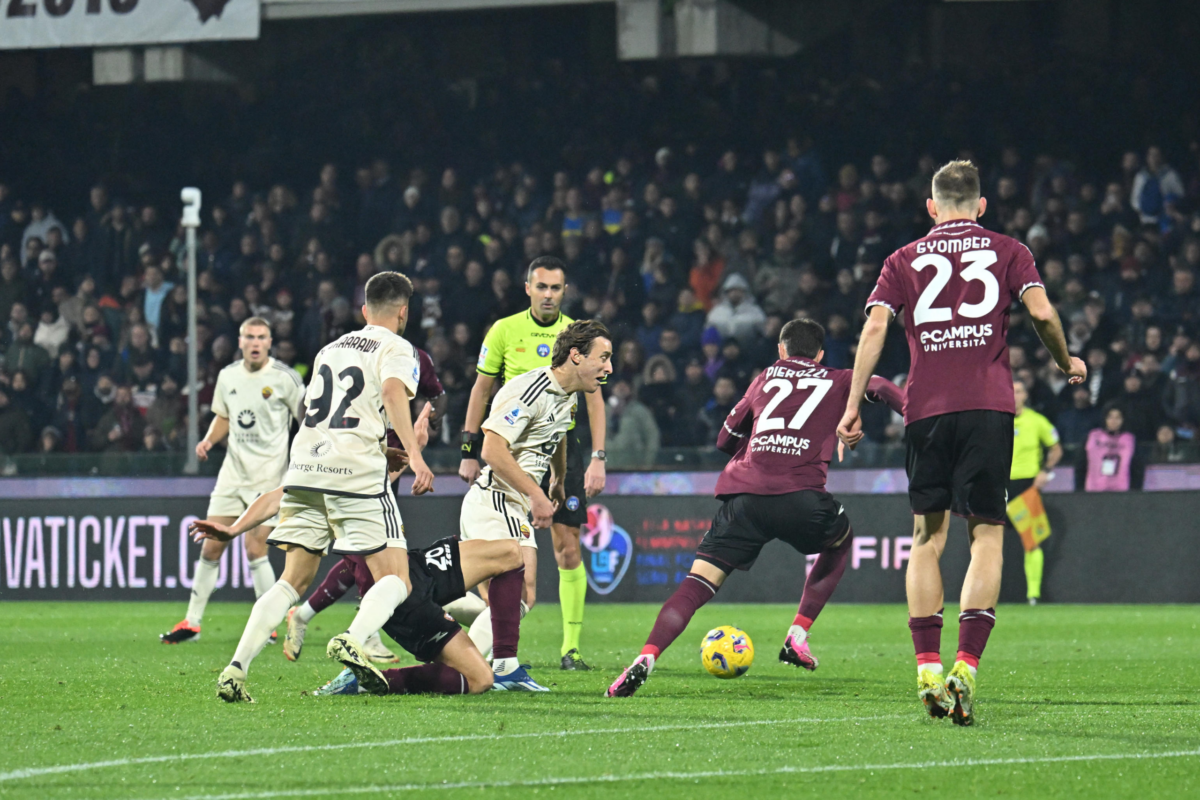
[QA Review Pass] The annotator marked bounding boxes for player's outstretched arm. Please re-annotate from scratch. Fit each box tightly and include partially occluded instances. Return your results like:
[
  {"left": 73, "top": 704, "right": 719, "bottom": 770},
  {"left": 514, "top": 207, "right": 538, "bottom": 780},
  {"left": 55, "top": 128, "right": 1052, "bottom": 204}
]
[
  {"left": 191, "top": 487, "right": 285, "bottom": 543},
  {"left": 458, "top": 372, "right": 497, "bottom": 483},
  {"left": 583, "top": 389, "right": 607, "bottom": 497},
  {"left": 481, "top": 430, "right": 555, "bottom": 528},
  {"left": 383, "top": 377, "right": 434, "bottom": 495},
  {"left": 195, "top": 414, "right": 229, "bottom": 461},
  {"left": 1022, "top": 287, "right": 1087, "bottom": 384},
  {"left": 839, "top": 305, "right": 892, "bottom": 448}
]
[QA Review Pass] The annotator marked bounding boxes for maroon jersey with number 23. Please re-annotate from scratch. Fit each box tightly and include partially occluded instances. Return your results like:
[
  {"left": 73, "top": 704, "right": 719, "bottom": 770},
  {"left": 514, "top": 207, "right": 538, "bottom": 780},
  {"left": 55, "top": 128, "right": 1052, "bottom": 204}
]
[
  {"left": 715, "top": 357, "right": 903, "bottom": 498},
  {"left": 866, "top": 219, "right": 1043, "bottom": 424}
]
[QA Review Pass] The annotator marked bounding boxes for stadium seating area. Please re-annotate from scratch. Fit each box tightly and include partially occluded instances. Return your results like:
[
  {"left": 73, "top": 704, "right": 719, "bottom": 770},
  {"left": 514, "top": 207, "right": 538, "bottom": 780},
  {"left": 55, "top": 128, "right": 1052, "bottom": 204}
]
[{"left": 2, "top": 53, "right": 1200, "bottom": 470}]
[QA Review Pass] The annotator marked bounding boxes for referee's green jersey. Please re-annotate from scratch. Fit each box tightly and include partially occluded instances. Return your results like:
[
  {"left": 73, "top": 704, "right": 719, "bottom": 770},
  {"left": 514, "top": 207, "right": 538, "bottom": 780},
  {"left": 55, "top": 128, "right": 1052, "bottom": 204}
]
[
  {"left": 1011, "top": 407, "right": 1059, "bottom": 480},
  {"left": 477, "top": 310, "right": 575, "bottom": 383}
]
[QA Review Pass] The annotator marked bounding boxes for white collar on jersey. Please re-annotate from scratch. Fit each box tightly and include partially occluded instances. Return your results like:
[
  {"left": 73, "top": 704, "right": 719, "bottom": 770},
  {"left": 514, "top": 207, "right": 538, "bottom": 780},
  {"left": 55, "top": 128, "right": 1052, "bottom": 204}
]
[
  {"left": 929, "top": 219, "right": 983, "bottom": 233},
  {"left": 541, "top": 366, "right": 568, "bottom": 396}
]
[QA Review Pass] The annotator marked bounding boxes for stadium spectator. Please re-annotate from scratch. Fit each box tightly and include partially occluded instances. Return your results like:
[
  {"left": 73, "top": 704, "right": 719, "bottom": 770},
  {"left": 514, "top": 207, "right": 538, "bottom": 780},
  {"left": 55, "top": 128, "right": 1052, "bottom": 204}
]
[
  {"left": 1078, "top": 406, "right": 1142, "bottom": 491},
  {"left": 0, "top": 387, "right": 33, "bottom": 454},
  {"left": 605, "top": 379, "right": 661, "bottom": 469},
  {"left": 88, "top": 384, "right": 145, "bottom": 452},
  {"left": 707, "top": 273, "right": 765, "bottom": 346}
]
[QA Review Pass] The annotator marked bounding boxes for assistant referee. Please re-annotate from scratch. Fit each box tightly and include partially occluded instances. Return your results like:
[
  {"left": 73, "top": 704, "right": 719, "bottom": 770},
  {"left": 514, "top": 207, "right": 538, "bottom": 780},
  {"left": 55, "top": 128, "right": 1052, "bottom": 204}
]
[
  {"left": 459, "top": 256, "right": 607, "bottom": 671},
  {"left": 1009, "top": 378, "right": 1062, "bottom": 605}
]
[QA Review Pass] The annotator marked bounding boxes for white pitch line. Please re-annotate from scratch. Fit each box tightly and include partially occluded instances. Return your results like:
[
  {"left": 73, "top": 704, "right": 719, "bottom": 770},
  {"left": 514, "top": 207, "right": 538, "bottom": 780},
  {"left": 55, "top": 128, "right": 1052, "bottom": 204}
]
[
  {"left": 163, "top": 748, "right": 1200, "bottom": 800},
  {"left": 0, "top": 715, "right": 896, "bottom": 783}
]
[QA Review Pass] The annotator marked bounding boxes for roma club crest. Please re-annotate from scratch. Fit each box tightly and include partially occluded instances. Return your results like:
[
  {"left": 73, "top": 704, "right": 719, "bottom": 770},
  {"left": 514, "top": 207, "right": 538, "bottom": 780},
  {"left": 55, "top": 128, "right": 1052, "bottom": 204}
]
[{"left": 581, "top": 504, "right": 632, "bottom": 595}]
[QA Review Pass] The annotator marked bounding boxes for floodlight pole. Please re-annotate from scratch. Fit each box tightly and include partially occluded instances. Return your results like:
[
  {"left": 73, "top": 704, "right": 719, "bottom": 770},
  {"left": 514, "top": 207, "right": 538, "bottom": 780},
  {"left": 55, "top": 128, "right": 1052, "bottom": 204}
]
[{"left": 181, "top": 188, "right": 202, "bottom": 475}]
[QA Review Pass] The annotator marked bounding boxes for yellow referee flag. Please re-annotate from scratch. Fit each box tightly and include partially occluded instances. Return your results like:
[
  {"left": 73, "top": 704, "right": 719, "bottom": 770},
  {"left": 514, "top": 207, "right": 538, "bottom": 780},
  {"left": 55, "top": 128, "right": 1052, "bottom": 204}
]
[{"left": 1007, "top": 486, "right": 1052, "bottom": 552}]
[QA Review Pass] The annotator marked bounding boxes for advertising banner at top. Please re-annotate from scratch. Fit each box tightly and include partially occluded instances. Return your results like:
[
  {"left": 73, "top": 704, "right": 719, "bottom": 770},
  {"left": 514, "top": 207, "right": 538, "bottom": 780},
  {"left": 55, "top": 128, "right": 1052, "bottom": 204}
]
[{"left": 0, "top": 0, "right": 259, "bottom": 50}]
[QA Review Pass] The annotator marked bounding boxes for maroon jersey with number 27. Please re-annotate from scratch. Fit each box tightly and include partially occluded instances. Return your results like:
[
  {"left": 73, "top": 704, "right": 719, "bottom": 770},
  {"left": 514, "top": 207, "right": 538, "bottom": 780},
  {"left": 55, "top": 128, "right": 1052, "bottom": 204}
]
[
  {"left": 715, "top": 357, "right": 903, "bottom": 498},
  {"left": 866, "top": 219, "right": 1044, "bottom": 425}
]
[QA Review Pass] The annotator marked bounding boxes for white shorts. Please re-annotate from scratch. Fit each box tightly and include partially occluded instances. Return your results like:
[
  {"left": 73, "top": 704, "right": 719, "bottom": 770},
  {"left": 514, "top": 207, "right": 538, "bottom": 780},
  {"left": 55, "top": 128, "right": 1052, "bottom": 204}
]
[
  {"left": 267, "top": 489, "right": 406, "bottom": 556},
  {"left": 459, "top": 485, "right": 537, "bottom": 549},
  {"left": 207, "top": 484, "right": 279, "bottom": 527}
]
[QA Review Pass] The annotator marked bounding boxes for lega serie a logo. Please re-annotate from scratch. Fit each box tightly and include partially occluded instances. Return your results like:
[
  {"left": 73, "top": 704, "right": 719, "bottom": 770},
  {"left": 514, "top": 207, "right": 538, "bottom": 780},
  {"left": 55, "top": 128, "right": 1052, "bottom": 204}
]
[{"left": 581, "top": 504, "right": 632, "bottom": 595}]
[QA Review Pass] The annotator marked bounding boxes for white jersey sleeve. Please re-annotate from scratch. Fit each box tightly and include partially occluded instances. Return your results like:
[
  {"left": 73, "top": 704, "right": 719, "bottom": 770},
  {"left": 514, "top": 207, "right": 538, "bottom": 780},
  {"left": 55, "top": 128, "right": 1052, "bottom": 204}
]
[{"left": 284, "top": 325, "right": 418, "bottom": 497}]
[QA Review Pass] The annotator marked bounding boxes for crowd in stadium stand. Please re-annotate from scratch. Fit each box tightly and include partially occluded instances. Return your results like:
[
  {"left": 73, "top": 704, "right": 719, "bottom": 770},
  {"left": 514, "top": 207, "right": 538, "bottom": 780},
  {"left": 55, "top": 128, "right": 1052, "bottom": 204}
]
[{"left": 2, "top": 139, "right": 1200, "bottom": 471}]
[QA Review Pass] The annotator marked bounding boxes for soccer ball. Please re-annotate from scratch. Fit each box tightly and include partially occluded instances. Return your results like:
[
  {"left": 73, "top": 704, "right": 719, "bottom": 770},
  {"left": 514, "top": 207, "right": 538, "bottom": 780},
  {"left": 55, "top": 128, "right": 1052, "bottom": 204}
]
[{"left": 700, "top": 625, "right": 754, "bottom": 679}]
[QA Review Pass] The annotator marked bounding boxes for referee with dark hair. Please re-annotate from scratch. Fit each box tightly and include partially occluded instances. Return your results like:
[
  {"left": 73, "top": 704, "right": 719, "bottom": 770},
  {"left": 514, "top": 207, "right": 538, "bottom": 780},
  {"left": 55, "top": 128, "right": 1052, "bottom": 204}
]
[{"left": 458, "top": 257, "right": 607, "bottom": 670}]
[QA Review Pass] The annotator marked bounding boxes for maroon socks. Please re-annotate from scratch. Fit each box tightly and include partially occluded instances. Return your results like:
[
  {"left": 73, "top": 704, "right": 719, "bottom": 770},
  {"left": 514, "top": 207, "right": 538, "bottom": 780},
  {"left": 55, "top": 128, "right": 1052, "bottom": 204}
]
[
  {"left": 795, "top": 530, "right": 853, "bottom": 628},
  {"left": 640, "top": 573, "right": 719, "bottom": 659},
  {"left": 909, "top": 609, "right": 944, "bottom": 667},
  {"left": 384, "top": 663, "right": 467, "bottom": 695},
  {"left": 956, "top": 608, "right": 996, "bottom": 668},
  {"left": 307, "top": 558, "right": 356, "bottom": 614},
  {"left": 489, "top": 567, "right": 525, "bottom": 661}
]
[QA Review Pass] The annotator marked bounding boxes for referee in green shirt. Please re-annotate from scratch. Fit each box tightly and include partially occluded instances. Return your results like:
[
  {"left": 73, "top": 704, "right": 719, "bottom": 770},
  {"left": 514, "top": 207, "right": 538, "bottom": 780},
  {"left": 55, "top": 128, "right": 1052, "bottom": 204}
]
[
  {"left": 1009, "top": 379, "right": 1062, "bottom": 605},
  {"left": 459, "top": 256, "right": 607, "bottom": 670}
]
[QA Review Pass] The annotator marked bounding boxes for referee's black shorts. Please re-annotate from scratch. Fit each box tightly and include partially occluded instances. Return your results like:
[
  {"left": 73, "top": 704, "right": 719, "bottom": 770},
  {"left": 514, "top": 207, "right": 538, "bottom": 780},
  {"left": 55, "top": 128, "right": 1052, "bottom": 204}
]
[
  {"left": 539, "top": 428, "right": 588, "bottom": 528},
  {"left": 905, "top": 410, "right": 1014, "bottom": 525}
]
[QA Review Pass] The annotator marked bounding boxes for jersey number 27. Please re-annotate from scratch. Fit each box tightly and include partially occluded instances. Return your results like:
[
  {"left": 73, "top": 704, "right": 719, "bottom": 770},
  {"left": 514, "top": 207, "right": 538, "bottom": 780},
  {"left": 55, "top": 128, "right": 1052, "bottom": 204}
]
[
  {"left": 756, "top": 378, "right": 832, "bottom": 435},
  {"left": 304, "top": 365, "right": 365, "bottom": 430}
]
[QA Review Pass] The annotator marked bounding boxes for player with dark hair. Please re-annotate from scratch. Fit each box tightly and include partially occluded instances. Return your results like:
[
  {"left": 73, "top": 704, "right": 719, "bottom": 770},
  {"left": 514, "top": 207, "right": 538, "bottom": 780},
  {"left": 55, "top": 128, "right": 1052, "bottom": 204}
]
[
  {"left": 838, "top": 160, "right": 1086, "bottom": 725},
  {"left": 215, "top": 271, "right": 435, "bottom": 703},
  {"left": 458, "top": 257, "right": 609, "bottom": 671},
  {"left": 607, "top": 318, "right": 903, "bottom": 698},
  {"left": 460, "top": 319, "right": 613, "bottom": 690},
  {"left": 283, "top": 346, "right": 452, "bottom": 665}
]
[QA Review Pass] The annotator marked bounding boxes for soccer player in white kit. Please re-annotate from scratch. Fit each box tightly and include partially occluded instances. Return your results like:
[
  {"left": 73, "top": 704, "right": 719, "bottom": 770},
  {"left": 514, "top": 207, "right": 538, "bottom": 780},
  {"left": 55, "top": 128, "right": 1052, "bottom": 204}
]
[
  {"left": 460, "top": 320, "right": 613, "bottom": 691},
  {"left": 160, "top": 317, "right": 304, "bottom": 645},
  {"left": 217, "top": 273, "right": 434, "bottom": 702}
]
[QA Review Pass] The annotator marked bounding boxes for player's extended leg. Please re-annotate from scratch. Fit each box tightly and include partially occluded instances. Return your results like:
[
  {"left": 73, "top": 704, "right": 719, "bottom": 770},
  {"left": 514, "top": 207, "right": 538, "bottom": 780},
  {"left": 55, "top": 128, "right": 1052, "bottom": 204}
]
[
  {"left": 780, "top": 529, "right": 854, "bottom": 671},
  {"left": 160, "top": 520, "right": 234, "bottom": 644},
  {"left": 906, "top": 511, "right": 953, "bottom": 719},
  {"left": 284, "top": 557, "right": 357, "bottom": 662},
  {"left": 490, "top": 543, "right": 543, "bottom": 690},
  {"left": 243, "top": 525, "right": 277, "bottom": 598},
  {"left": 607, "top": 559, "right": 728, "bottom": 698},
  {"left": 218, "top": 548, "right": 322, "bottom": 703},
  {"left": 945, "top": 517, "right": 1002, "bottom": 727},
  {"left": 327, "top": 547, "right": 412, "bottom": 695},
  {"left": 552, "top": 522, "right": 590, "bottom": 670}
]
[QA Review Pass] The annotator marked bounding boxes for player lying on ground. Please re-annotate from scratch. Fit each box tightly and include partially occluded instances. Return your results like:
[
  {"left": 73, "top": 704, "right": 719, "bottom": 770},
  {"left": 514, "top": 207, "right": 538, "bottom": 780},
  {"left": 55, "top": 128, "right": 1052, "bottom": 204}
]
[
  {"left": 839, "top": 160, "right": 1086, "bottom": 725},
  {"left": 608, "top": 318, "right": 903, "bottom": 698},
  {"left": 192, "top": 480, "right": 518, "bottom": 696}
]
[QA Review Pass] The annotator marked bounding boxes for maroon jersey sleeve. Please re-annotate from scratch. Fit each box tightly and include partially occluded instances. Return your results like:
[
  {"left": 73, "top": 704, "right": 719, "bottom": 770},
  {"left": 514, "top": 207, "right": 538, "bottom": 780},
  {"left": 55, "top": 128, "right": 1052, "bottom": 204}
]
[
  {"left": 416, "top": 349, "right": 445, "bottom": 400},
  {"left": 716, "top": 372, "right": 761, "bottom": 455},
  {"left": 1006, "top": 242, "right": 1044, "bottom": 299},
  {"left": 865, "top": 375, "right": 905, "bottom": 415},
  {"left": 865, "top": 253, "right": 906, "bottom": 318}
]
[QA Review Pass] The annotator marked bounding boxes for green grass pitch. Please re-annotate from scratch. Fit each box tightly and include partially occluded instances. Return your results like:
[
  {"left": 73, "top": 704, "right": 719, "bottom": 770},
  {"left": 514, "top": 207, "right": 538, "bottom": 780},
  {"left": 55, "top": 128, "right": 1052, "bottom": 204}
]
[{"left": 1, "top": 601, "right": 1197, "bottom": 799}]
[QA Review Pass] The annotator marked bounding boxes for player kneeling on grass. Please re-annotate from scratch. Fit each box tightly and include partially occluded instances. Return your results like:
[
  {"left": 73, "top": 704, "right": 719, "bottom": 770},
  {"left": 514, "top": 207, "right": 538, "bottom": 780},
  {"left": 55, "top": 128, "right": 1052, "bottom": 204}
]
[
  {"left": 192, "top": 480, "right": 518, "bottom": 696},
  {"left": 608, "top": 319, "right": 903, "bottom": 698}
]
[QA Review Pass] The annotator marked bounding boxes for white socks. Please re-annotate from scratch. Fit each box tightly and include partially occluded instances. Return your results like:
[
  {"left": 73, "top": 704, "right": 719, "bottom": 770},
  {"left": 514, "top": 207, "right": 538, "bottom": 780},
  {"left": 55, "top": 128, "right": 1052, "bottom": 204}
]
[
  {"left": 468, "top": 601, "right": 527, "bottom": 659},
  {"left": 231, "top": 580, "right": 298, "bottom": 673},
  {"left": 492, "top": 657, "right": 518, "bottom": 677},
  {"left": 444, "top": 592, "right": 487, "bottom": 625},
  {"left": 186, "top": 557, "right": 220, "bottom": 626},
  {"left": 787, "top": 624, "right": 809, "bottom": 645},
  {"left": 347, "top": 574, "right": 408, "bottom": 642},
  {"left": 919, "top": 662, "right": 944, "bottom": 678},
  {"left": 249, "top": 556, "right": 275, "bottom": 598},
  {"left": 295, "top": 600, "right": 317, "bottom": 624}
]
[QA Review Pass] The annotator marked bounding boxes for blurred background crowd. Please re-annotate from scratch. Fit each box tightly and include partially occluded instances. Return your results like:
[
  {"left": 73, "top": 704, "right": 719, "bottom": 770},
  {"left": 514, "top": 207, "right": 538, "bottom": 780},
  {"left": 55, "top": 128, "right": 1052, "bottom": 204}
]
[{"left": 2, "top": 4, "right": 1200, "bottom": 471}]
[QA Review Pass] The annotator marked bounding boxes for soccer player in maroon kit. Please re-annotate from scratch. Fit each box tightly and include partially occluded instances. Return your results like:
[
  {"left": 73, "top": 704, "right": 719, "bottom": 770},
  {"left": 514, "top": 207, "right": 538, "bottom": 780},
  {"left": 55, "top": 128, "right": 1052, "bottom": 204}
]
[
  {"left": 607, "top": 319, "right": 903, "bottom": 698},
  {"left": 838, "top": 160, "right": 1085, "bottom": 726}
]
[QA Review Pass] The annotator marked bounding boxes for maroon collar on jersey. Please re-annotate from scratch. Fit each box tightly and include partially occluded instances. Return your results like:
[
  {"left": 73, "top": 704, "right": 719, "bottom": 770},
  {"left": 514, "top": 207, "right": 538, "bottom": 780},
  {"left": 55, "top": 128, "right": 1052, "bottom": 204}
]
[{"left": 928, "top": 219, "right": 984, "bottom": 235}]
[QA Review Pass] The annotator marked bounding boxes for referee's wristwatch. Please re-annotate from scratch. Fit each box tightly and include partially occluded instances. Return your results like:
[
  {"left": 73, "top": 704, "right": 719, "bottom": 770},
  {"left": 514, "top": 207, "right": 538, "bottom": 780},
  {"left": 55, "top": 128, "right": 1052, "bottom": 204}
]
[
  {"left": 591, "top": 450, "right": 606, "bottom": 462},
  {"left": 461, "top": 431, "right": 484, "bottom": 461}
]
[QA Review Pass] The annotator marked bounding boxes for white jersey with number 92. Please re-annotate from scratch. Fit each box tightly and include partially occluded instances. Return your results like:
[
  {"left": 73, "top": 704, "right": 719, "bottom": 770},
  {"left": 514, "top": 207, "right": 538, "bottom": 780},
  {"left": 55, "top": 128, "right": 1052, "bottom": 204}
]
[{"left": 284, "top": 325, "right": 419, "bottom": 498}]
